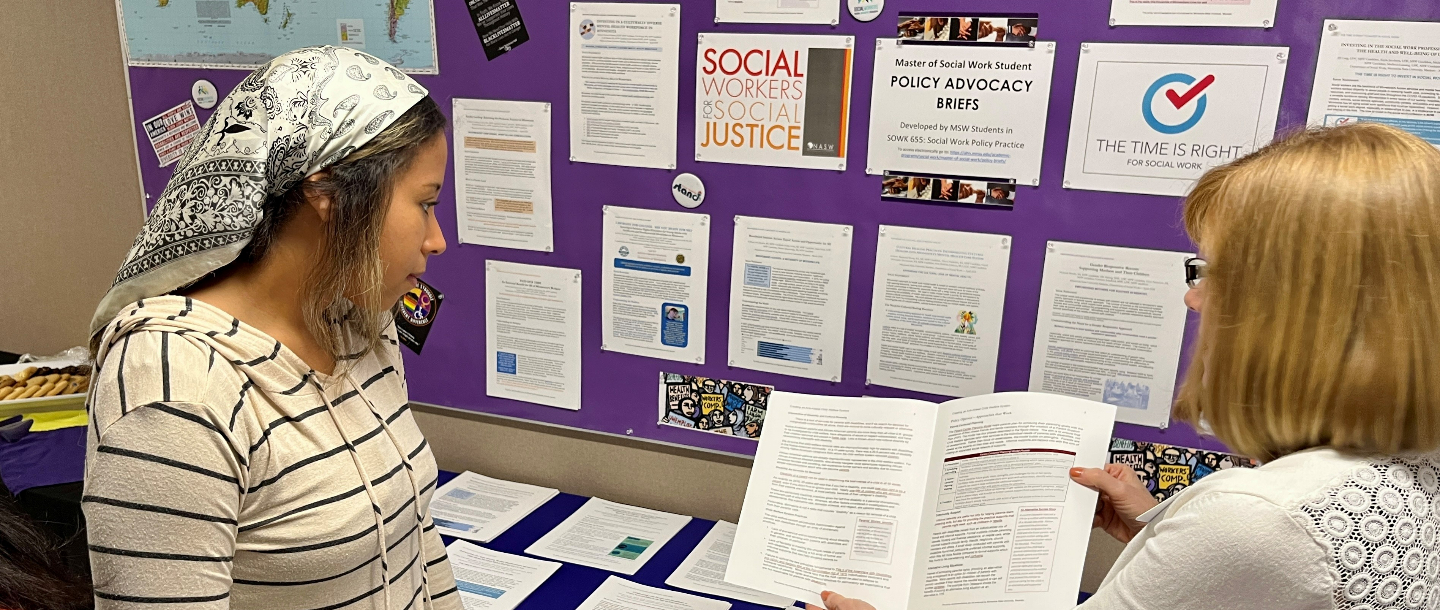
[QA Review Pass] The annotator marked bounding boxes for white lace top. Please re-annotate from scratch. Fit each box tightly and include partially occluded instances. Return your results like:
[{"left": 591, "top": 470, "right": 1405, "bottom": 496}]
[{"left": 1082, "top": 447, "right": 1440, "bottom": 610}]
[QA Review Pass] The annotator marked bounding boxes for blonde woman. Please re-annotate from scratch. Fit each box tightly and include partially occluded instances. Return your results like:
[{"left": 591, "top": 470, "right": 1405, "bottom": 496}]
[
  {"left": 815, "top": 123, "right": 1440, "bottom": 610},
  {"left": 83, "top": 47, "right": 459, "bottom": 609}
]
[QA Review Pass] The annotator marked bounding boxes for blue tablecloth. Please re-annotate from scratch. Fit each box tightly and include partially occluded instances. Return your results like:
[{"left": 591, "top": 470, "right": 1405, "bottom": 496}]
[{"left": 435, "top": 470, "right": 803, "bottom": 609}]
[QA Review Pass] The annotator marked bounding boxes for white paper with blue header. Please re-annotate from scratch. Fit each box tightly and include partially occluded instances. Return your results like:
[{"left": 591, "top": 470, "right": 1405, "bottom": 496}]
[
  {"left": 728, "top": 216, "right": 853, "bottom": 382},
  {"left": 431, "top": 471, "right": 559, "bottom": 543},
  {"left": 485, "top": 261, "right": 583, "bottom": 411},
  {"left": 601, "top": 206, "right": 710, "bottom": 364},
  {"left": 1309, "top": 20, "right": 1440, "bottom": 149},
  {"left": 1062, "top": 43, "right": 1288, "bottom": 197}
]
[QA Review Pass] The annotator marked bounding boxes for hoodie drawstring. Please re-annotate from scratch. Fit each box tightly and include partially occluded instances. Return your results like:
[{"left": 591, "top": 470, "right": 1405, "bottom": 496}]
[
  {"left": 346, "top": 369, "right": 435, "bottom": 607},
  {"left": 317, "top": 375, "right": 394, "bottom": 609}
]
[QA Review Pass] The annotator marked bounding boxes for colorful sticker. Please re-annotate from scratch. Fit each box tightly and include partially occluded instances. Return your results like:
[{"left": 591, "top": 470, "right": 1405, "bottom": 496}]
[
  {"left": 394, "top": 279, "right": 444, "bottom": 354},
  {"left": 1109, "top": 438, "right": 1258, "bottom": 503},
  {"left": 659, "top": 373, "right": 773, "bottom": 439}
]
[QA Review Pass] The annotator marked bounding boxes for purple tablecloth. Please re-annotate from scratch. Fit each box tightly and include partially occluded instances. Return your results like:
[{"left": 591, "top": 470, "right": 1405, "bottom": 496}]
[{"left": 0, "top": 425, "right": 87, "bottom": 494}]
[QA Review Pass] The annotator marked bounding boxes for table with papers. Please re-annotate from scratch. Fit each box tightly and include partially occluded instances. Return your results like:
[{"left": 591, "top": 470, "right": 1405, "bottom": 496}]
[{"left": 434, "top": 470, "right": 803, "bottom": 610}]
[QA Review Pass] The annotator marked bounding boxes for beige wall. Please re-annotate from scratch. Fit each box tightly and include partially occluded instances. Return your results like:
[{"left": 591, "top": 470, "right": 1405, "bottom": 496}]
[
  {"left": 412, "top": 403, "right": 1126, "bottom": 592},
  {"left": 0, "top": 2, "right": 144, "bottom": 355}
]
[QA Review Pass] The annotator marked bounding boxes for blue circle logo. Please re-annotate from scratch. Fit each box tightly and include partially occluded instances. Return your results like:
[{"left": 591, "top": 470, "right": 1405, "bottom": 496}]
[{"left": 1142, "top": 73, "right": 1211, "bottom": 135}]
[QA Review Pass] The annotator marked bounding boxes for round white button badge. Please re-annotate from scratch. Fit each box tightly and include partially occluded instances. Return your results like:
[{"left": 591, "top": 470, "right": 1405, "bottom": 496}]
[
  {"left": 848, "top": 0, "right": 883, "bottom": 22},
  {"left": 192, "top": 79, "right": 218, "bottom": 109},
  {"left": 672, "top": 173, "right": 705, "bottom": 209}
]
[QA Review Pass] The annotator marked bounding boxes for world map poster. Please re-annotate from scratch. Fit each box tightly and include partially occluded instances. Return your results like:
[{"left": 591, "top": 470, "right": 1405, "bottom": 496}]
[{"left": 120, "top": 0, "right": 438, "bottom": 73}]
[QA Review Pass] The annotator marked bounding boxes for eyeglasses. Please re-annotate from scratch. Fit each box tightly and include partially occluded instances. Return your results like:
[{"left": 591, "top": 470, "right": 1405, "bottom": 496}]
[{"left": 1184, "top": 257, "right": 1207, "bottom": 288}]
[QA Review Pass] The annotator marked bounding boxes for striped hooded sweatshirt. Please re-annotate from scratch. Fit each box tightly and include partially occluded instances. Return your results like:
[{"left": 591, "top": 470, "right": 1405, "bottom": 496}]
[{"left": 83, "top": 295, "right": 461, "bottom": 609}]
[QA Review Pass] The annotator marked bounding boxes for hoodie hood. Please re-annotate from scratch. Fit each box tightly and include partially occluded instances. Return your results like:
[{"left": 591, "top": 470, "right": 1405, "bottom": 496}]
[{"left": 93, "top": 295, "right": 317, "bottom": 396}]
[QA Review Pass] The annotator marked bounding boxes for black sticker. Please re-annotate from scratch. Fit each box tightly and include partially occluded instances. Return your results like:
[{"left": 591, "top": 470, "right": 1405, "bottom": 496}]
[
  {"left": 466, "top": 0, "right": 530, "bottom": 60},
  {"left": 395, "top": 279, "right": 444, "bottom": 354}
]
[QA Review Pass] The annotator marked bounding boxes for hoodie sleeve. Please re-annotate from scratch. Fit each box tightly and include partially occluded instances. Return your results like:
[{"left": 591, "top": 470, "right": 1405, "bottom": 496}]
[{"left": 85, "top": 330, "right": 249, "bottom": 609}]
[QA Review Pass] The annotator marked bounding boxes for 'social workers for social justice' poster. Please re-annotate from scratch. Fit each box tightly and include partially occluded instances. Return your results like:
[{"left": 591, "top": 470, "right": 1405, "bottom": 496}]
[
  {"left": 695, "top": 33, "right": 855, "bottom": 171},
  {"left": 867, "top": 39, "right": 1057, "bottom": 184}
]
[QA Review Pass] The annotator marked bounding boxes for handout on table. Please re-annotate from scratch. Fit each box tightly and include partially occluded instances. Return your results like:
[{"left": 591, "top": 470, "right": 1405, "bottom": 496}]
[
  {"left": 524, "top": 497, "right": 692, "bottom": 575},
  {"left": 431, "top": 471, "right": 559, "bottom": 543},
  {"left": 446, "top": 540, "right": 560, "bottom": 610}
]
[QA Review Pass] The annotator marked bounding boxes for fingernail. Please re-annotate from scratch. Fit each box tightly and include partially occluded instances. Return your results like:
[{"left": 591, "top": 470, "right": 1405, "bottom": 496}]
[{"left": 1069, "top": 467, "right": 1084, "bottom": 476}]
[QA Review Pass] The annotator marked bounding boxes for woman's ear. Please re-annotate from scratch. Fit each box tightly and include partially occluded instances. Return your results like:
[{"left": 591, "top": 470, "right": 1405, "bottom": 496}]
[{"left": 304, "top": 172, "right": 333, "bottom": 222}]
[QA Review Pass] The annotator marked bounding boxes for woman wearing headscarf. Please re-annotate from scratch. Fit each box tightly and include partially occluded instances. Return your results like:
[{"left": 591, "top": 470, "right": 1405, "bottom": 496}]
[{"left": 83, "top": 46, "right": 461, "bottom": 609}]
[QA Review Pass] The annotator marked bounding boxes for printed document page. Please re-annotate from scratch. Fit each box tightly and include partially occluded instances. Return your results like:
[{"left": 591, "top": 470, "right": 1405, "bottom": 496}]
[
  {"left": 910, "top": 393, "right": 1115, "bottom": 609},
  {"left": 726, "top": 392, "right": 938, "bottom": 608},
  {"left": 525, "top": 498, "right": 692, "bottom": 575},
  {"left": 452, "top": 98, "right": 554, "bottom": 251},
  {"left": 1309, "top": 19, "right": 1440, "bottom": 147},
  {"left": 727, "top": 216, "right": 854, "bottom": 382},
  {"left": 1027, "top": 242, "right": 1192, "bottom": 428},
  {"left": 445, "top": 541, "right": 560, "bottom": 610},
  {"left": 569, "top": 2, "right": 680, "bottom": 169},
  {"left": 1109, "top": 0, "right": 1278, "bottom": 28},
  {"left": 714, "top": 0, "right": 839, "bottom": 25},
  {"left": 577, "top": 576, "right": 732, "bottom": 610},
  {"left": 601, "top": 206, "right": 711, "bottom": 364},
  {"left": 665, "top": 521, "right": 795, "bottom": 608},
  {"left": 485, "top": 261, "right": 583, "bottom": 410},
  {"left": 431, "top": 471, "right": 559, "bottom": 543},
  {"left": 866, "top": 226, "right": 1012, "bottom": 398}
]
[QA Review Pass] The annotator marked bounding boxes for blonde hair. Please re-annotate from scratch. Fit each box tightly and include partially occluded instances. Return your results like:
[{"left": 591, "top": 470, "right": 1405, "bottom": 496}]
[{"left": 1175, "top": 123, "right": 1440, "bottom": 462}]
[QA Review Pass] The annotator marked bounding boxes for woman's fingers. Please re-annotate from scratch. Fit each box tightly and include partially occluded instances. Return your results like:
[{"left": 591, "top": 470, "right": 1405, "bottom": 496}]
[
  {"left": 1069, "top": 466, "right": 1130, "bottom": 496},
  {"left": 1072, "top": 464, "right": 1164, "bottom": 542},
  {"left": 1105, "top": 462, "right": 1142, "bottom": 484},
  {"left": 814, "top": 591, "right": 877, "bottom": 610}
]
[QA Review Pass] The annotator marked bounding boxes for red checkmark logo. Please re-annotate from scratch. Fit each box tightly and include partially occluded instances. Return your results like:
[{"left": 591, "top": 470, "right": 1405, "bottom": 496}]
[{"left": 1165, "top": 74, "right": 1215, "bottom": 109}]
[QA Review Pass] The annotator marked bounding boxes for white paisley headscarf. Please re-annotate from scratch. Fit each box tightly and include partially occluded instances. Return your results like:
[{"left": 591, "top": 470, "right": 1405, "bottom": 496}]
[{"left": 91, "top": 46, "right": 427, "bottom": 336}]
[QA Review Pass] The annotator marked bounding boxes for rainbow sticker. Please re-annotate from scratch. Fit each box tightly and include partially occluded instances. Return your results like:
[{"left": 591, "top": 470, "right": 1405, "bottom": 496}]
[{"left": 401, "top": 284, "right": 435, "bottom": 326}]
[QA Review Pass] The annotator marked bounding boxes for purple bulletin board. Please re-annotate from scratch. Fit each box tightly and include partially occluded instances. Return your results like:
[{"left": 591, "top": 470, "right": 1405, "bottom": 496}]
[{"left": 124, "top": 0, "right": 1440, "bottom": 457}]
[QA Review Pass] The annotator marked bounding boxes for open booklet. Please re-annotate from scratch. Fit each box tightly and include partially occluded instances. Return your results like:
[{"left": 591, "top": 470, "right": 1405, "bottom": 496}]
[{"left": 726, "top": 391, "right": 1116, "bottom": 609}]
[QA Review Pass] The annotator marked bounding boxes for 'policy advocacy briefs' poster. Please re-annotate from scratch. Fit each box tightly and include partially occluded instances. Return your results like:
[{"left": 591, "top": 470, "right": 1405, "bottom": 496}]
[
  {"left": 695, "top": 33, "right": 855, "bottom": 171},
  {"left": 1063, "top": 43, "right": 1288, "bottom": 197},
  {"left": 866, "top": 39, "right": 1057, "bottom": 185}
]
